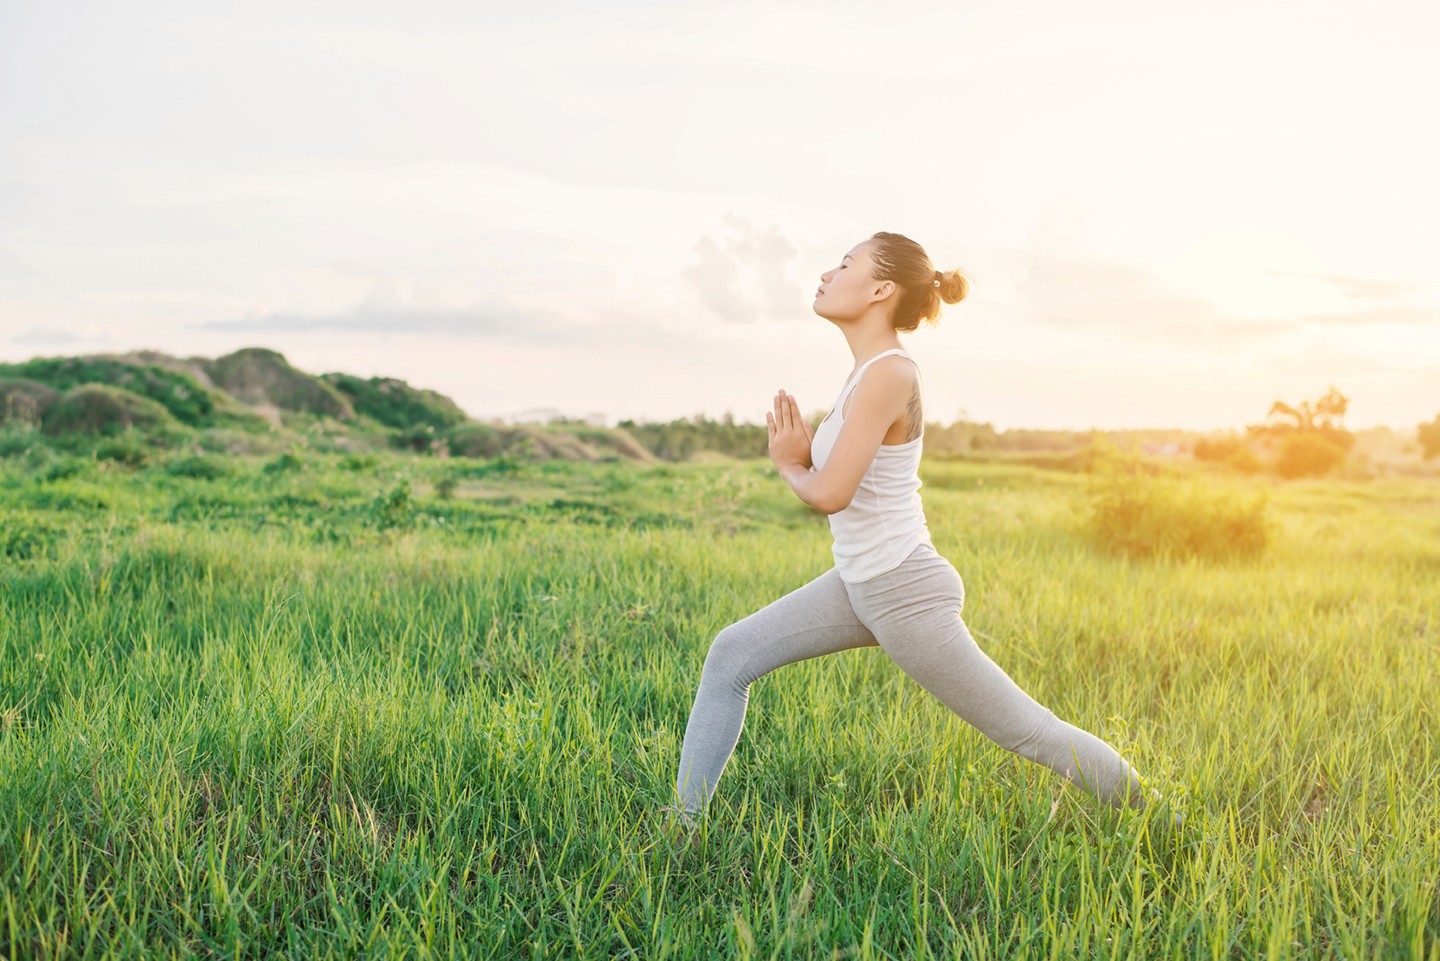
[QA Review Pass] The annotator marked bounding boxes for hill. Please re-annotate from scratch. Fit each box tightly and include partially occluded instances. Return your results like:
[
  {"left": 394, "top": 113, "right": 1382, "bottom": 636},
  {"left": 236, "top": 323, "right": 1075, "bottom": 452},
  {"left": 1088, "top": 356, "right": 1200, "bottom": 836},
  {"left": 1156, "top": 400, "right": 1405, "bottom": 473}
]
[{"left": 0, "top": 347, "right": 658, "bottom": 465}]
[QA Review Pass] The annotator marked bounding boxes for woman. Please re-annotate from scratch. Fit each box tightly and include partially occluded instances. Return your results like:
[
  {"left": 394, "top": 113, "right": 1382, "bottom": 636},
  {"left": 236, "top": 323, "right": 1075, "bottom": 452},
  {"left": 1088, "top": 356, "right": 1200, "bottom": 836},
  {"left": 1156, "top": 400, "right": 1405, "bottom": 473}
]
[{"left": 665, "top": 231, "right": 1164, "bottom": 830}]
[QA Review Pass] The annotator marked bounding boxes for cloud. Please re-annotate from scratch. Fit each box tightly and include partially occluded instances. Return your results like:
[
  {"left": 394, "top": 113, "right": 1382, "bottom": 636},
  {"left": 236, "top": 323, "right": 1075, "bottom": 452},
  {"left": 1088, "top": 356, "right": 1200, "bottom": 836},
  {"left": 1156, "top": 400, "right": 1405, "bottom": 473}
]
[
  {"left": 1017, "top": 253, "right": 1294, "bottom": 341},
  {"left": 11, "top": 327, "right": 85, "bottom": 346},
  {"left": 193, "top": 305, "right": 564, "bottom": 340},
  {"left": 1270, "top": 270, "right": 1416, "bottom": 301},
  {"left": 189, "top": 295, "right": 690, "bottom": 349},
  {"left": 683, "top": 214, "right": 801, "bottom": 323},
  {"left": 1293, "top": 304, "right": 1440, "bottom": 327}
]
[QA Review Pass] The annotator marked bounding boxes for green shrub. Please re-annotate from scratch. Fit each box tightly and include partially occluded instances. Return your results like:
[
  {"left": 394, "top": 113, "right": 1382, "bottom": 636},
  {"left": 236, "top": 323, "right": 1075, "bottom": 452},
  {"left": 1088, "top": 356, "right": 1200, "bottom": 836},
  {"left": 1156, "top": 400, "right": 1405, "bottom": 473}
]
[
  {"left": 321, "top": 373, "right": 467, "bottom": 430},
  {"left": 93, "top": 434, "right": 150, "bottom": 468},
  {"left": 165, "top": 455, "right": 229, "bottom": 479},
  {"left": 0, "top": 358, "right": 214, "bottom": 425},
  {"left": 41, "top": 457, "right": 85, "bottom": 482},
  {"left": 368, "top": 477, "right": 414, "bottom": 530},
  {"left": 0, "top": 425, "right": 46, "bottom": 459},
  {"left": 41, "top": 384, "right": 177, "bottom": 436},
  {"left": 391, "top": 424, "right": 445, "bottom": 454},
  {"left": 449, "top": 454, "right": 521, "bottom": 478},
  {"left": 263, "top": 452, "right": 305, "bottom": 475},
  {"left": 1083, "top": 448, "right": 1268, "bottom": 561},
  {"left": 339, "top": 452, "right": 379, "bottom": 471},
  {"left": 2, "top": 514, "right": 58, "bottom": 560},
  {"left": 0, "top": 377, "right": 60, "bottom": 426},
  {"left": 1275, "top": 432, "right": 1349, "bottom": 479},
  {"left": 442, "top": 422, "right": 510, "bottom": 458},
  {"left": 206, "top": 348, "right": 353, "bottom": 419}
]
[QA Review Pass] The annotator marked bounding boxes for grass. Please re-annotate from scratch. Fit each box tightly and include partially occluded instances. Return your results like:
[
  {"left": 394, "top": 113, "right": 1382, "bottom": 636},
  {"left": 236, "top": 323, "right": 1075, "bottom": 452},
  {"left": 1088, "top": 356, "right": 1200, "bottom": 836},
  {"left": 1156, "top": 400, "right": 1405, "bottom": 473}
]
[{"left": 1, "top": 452, "right": 1437, "bottom": 959}]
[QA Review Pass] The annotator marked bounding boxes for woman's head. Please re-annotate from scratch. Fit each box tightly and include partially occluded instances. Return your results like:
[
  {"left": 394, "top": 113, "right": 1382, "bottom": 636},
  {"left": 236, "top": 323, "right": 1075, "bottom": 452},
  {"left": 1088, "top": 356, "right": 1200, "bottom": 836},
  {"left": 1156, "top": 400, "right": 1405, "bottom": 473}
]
[{"left": 813, "top": 232, "right": 970, "bottom": 332}]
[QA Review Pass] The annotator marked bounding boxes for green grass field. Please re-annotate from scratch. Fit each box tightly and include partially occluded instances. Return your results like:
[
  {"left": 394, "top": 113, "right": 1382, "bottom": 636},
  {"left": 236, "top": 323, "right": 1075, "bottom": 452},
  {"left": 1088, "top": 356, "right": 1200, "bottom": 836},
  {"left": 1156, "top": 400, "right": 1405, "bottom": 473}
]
[{"left": 2, "top": 451, "right": 1437, "bottom": 959}]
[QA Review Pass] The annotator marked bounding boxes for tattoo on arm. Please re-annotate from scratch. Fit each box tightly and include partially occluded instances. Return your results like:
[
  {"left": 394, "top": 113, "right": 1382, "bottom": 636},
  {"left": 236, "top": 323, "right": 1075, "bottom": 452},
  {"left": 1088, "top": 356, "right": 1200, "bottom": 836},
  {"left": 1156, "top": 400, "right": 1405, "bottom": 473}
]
[{"left": 903, "top": 378, "right": 923, "bottom": 442}]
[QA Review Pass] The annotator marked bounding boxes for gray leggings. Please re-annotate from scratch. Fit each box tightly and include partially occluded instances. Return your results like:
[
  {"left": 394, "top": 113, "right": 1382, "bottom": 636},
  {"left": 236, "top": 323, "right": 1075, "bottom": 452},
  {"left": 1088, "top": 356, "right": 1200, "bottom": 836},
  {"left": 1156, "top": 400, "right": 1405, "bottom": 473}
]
[{"left": 674, "top": 542, "right": 1146, "bottom": 815}]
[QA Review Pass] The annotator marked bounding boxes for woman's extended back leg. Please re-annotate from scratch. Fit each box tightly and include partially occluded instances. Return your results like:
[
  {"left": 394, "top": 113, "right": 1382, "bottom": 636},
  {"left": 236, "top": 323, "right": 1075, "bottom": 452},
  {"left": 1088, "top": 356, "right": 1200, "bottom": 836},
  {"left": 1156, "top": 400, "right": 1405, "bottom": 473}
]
[{"left": 847, "top": 549, "right": 1147, "bottom": 809}]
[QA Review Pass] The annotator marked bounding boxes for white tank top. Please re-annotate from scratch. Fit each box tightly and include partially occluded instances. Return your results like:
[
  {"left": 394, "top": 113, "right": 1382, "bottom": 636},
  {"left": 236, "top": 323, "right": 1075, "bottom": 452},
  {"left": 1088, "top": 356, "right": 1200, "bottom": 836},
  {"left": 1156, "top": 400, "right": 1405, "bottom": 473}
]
[{"left": 809, "top": 347, "right": 933, "bottom": 583}]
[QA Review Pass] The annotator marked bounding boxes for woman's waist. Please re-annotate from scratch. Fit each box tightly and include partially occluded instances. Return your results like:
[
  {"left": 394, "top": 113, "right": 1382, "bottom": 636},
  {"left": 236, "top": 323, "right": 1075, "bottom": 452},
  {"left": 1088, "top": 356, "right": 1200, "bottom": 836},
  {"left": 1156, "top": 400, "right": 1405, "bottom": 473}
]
[{"left": 828, "top": 511, "right": 930, "bottom": 545}]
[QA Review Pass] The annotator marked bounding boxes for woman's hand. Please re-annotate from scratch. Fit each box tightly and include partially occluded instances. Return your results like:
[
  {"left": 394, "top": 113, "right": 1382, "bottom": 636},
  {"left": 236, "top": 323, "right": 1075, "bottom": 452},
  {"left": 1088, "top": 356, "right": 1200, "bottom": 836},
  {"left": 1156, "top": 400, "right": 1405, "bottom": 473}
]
[{"left": 767, "top": 389, "right": 814, "bottom": 471}]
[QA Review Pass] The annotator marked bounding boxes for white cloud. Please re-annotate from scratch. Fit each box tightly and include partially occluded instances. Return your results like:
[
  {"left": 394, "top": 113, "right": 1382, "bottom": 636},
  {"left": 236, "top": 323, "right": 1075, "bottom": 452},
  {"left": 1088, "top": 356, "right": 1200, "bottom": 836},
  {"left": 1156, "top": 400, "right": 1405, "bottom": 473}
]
[{"left": 682, "top": 215, "right": 801, "bottom": 323}]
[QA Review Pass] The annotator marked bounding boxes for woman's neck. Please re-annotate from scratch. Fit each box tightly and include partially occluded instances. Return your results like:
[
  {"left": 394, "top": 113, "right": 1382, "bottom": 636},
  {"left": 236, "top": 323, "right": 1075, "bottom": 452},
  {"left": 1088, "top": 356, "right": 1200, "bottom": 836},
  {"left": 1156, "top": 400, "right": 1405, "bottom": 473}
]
[{"left": 840, "top": 326, "right": 903, "bottom": 372}]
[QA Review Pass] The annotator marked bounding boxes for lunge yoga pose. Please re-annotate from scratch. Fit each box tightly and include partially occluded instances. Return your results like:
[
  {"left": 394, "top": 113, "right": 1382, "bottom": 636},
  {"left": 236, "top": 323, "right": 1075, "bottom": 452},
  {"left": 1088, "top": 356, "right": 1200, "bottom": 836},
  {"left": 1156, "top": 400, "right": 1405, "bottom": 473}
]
[{"left": 669, "top": 231, "right": 1157, "bottom": 825}]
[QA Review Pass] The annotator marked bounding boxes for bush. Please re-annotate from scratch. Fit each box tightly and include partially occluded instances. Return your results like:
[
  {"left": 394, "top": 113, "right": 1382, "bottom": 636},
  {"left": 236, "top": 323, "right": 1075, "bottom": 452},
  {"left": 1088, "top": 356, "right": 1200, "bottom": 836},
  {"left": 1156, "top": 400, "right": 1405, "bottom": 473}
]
[
  {"left": 1275, "top": 432, "right": 1349, "bottom": 479},
  {"left": 1083, "top": 447, "right": 1268, "bottom": 561},
  {"left": 1418, "top": 415, "right": 1440, "bottom": 461},
  {"left": 1223, "top": 445, "right": 1264, "bottom": 474},
  {"left": 0, "top": 378, "right": 59, "bottom": 426},
  {"left": 449, "top": 454, "right": 521, "bottom": 479},
  {"left": 0, "top": 358, "right": 215, "bottom": 425},
  {"left": 391, "top": 424, "right": 441, "bottom": 453},
  {"left": 263, "top": 452, "right": 305, "bottom": 475},
  {"left": 1194, "top": 434, "right": 1242, "bottom": 462},
  {"left": 442, "top": 422, "right": 510, "bottom": 459},
  {"left": 339, "top": 452, "right": 379, "bottom": 471},
  {"left": 206, "top": 347, "right": 353, "bottom": 420},
  {"left": 321, "top": 373, "right": 467, "bottom": 431},
  {"left": 165, "top": 455, "right": 229, "bottom": 479},
  {"left": 41, "top": 384, "right": 177, "bottom": 436},
  {"left": 2, "top": 514, "right": 58, "bottom": 560},
  {"left": 93, "top": 434, "right": 150, "bottom": 468},
  {"left": 0, "top": 425, "right": 46, "bottom": 459},
  {"left": 368, "top": 477, "right": 414, "bottom": 530},
  {"left": 41, "top": 457, "right": 85, "bottom": 482}
]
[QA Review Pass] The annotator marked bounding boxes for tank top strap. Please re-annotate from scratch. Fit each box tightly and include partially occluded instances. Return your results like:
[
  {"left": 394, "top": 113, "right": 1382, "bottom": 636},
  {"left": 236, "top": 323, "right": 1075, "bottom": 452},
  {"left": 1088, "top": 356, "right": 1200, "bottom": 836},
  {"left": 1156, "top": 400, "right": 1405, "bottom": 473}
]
[
  {"left": 827, "top": 348, "right": 919, "bottom": 424},
  {"left": 839, "top": 348, "right": 916, "bottom": 398}
]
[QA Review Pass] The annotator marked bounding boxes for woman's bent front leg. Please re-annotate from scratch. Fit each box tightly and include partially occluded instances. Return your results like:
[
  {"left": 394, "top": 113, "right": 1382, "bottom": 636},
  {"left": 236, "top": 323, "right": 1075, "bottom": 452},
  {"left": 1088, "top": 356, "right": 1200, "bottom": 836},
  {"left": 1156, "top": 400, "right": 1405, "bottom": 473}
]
[{"left": 674, "top": 567, "right": 877, "bottom": 816}]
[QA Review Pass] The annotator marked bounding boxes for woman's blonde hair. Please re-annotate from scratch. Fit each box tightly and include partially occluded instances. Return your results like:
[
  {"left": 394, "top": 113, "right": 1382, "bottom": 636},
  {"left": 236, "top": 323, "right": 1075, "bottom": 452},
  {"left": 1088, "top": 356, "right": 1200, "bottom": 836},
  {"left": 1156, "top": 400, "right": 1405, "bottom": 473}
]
[{"left": 866, "top": 231, "right": 971, "bottom": 333}]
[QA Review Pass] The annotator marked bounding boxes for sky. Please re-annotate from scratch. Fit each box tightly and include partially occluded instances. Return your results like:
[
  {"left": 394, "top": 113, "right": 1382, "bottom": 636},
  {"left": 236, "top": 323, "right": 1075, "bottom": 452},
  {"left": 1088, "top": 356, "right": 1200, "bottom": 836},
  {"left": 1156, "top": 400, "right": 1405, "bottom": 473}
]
[{"left": 2, "top": 0, "right": 1437, "bottom": 431}]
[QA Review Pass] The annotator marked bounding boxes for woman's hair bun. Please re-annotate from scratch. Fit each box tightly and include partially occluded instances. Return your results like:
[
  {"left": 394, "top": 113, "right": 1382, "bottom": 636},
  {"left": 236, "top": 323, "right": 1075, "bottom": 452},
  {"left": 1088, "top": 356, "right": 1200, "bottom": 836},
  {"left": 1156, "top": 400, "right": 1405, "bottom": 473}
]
[
  {"left": 935, "top": 269, "right": 970, "bottom": 306},
  {"left": 866, "top": 231, "right": 972, "bottom": 331}
]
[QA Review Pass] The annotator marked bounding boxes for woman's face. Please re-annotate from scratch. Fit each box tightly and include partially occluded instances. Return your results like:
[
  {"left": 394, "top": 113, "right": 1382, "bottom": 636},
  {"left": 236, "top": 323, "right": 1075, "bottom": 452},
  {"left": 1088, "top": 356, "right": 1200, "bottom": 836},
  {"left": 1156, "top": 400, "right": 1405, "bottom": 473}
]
[{"left": 813, "top": 241, "right": 885, "bottom": 323}]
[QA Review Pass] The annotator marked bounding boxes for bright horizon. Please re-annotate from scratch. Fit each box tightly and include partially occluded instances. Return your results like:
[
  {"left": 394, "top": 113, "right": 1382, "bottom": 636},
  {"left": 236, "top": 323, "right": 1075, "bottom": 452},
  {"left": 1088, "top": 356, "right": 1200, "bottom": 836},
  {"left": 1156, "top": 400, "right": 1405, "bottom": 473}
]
[{"left": 2, "top": 1, "right": 1437, "bottom": 433}]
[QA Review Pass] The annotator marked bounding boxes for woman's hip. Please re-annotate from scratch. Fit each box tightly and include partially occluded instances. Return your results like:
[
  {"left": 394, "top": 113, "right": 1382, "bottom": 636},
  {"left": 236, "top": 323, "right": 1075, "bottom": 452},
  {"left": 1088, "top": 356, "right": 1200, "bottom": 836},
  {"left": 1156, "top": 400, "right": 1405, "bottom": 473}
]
[{"left": 842, "top": 541, "right": 965, "bottom": 626}]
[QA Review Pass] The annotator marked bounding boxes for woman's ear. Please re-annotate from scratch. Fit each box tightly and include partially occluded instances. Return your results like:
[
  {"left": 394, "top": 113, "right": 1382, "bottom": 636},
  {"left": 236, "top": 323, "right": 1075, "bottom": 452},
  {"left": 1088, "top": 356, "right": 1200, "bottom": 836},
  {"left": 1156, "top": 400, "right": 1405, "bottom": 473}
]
[{"left": 872, "top": 280, "right": 895, "bottom": 301}]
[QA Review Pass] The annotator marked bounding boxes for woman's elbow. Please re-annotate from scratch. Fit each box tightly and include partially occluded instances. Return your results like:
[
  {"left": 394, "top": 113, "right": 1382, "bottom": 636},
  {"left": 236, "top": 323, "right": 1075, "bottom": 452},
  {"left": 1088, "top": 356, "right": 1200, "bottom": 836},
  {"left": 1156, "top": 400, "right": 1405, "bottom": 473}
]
[{"left": 815, "top": 490, "right": 854, "bottom": 515}]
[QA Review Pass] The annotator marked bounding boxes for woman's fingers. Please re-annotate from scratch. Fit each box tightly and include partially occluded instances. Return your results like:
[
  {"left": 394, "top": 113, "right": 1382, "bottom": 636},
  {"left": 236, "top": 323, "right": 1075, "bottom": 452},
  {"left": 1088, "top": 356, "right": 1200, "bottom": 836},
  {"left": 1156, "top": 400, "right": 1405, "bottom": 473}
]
[
  {"left": 790, "top": 396, "right": 812, "bottom": 439},
  {"left": 773, "top": 390, "right": 808, "bottom": 434}
]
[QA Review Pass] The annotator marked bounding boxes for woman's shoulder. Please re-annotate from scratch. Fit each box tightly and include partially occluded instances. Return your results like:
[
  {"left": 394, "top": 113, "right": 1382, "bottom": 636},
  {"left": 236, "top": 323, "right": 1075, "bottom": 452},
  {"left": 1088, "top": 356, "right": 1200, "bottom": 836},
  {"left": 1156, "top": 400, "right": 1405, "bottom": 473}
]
[{"left": 867, "top": 352, "right": 920, "bottom": 382}]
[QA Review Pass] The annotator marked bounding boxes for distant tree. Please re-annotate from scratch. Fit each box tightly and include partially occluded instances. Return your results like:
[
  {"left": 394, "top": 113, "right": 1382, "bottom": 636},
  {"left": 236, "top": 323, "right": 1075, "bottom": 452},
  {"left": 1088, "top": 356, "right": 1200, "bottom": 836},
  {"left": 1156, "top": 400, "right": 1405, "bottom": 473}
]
[
  {"left": 1246, "top": 386, "right": 1354, "bottom": 478},
  {"left": 1262, "top": 385, "right": 1349, "bottom": 433},
  {"left": 1275, "top": 432, "right": 1349, "bottom": 479},
  {"left": 1419, "top": 414, "right": 1440, "bottom": 461}
]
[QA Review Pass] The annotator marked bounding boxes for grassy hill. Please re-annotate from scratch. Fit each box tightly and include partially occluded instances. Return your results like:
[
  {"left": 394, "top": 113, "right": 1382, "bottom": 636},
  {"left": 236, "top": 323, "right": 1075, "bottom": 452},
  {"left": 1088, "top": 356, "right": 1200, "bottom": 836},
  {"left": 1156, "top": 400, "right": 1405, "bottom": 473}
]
[{"left": 0, "top": 347, "right": 660, "bottom": 466}]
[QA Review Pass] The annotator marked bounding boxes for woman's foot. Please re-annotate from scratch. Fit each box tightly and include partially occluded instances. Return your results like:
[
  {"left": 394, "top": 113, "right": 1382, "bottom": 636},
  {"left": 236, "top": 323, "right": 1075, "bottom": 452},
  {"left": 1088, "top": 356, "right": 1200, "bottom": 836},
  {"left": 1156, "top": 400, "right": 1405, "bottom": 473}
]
[{"left": 655, "top": 805, "right": 700, "bottom": 842}]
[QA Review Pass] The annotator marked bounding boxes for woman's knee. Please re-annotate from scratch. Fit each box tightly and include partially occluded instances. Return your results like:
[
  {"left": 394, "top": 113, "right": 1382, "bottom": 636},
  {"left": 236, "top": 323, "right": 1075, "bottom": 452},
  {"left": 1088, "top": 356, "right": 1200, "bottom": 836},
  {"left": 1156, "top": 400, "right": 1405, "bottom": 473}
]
[{"left": 700, "top": 623, "right": 753, "bottom": 685}]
